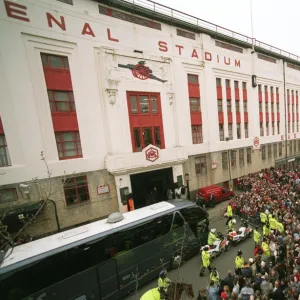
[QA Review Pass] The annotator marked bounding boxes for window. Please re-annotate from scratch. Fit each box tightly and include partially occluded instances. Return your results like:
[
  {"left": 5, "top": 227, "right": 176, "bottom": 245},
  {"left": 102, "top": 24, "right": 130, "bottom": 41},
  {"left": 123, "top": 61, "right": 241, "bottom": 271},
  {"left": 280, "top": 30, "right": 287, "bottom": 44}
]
[
  {"left": 271, "top": 86, "right": 274, "bottom": 94},
  {"left": 271, "top": 102, "right": 274, "bottom": 113},
  {"left": 268, "top": 144, "right": 272, "bottom": 159},
  {"left": 235, "top": 101, "right": 240, "bottom": 112},
  {"left": 264, "top": 85, "right": 268, "bottom": 93},
  {"left": 259, "top": 102, "right": 262, "bottom": 112},
  {"left": 265, "top": 102, "right": 269, "bottom": 113},
  {"left": 0, "top": 134, "right": 11, "bottom": 167},
  {"left": 55, "top": 131, "right": 82, "bottom": 159},
  {"left": 289, "top": 141, "right": 292, "bottom": 154},
  {"left": 266, "top": 122, "right": 269, "bottom": 136},
  {"left": 244, "top": 123, "right": 249, "bottom": 138},
  {"left": 276, "top": 103, "right": 280, "bottom": 113},
  {"left": 279, "top": 143, "right": 282, "bottom": 156},
  {"left": 276, "top": 87, "right": 279, "bottom": 94},
  {"left": 239, "top": 149, "right": 244, "bottom": 166},
  {"left": 228, "top": 124, "right": 233, "bottom": 140},
  {"left": 41, "top": 53, "right": 69, "bottom": 70},
  {"left": 234, "top": 81, "right": 239, "bottom": 89},
  {"left": 237, "top": 123, "right": 241, "bottom": 139},
  {"left": 219, "top": 124, "right": 224, "bottom": 141},
  {"left": 272, "top": 122, "right": 275, "bottom": 135},
  {"left": 246, "top": 148, "right": 252, "bottom": 164},
  {"left": 258, "top": 84, "right": 262, "bottom": 92},
  {"left": 260, "top": 122, "right": 264, "bottom": 136},
  {"left": 243, "top": 101, "right": 247, "bottom": 112},
  {"left": 227, "top": 100, "right": 232, "bottom": 112},
  {"left": 0, "top": 189, "right": 17, "bottom": 204},
  {"left": 273, "top": 143, "right": 277, "bottom": 158},
  {"left": 242, "top": 82, "right": 247, "bottom": 89},
  {"left": 195, "top": 156, "right": 207, "bottom": 175},
  {"left": 48, "top": 91, "right": 75, "bottom": 113},
  {"left": 222, "top": 152, "right": 228, "bottom": 169},
  {"left": 294, "top": 140, "right": 297, "bottom": 153},
  {"left": 226, "top": 79, "right": 230, "bottom": 87},
  {"left": 187, "top": 74, "right": 199, "bottom": 83},
  {"left": 64, "top": 176, "right": 89, "bottom": 206},
  {"left": 230, "top": 150, "right": 236, "bottom": 167},
  {"left": 189, "top": 97, "right": 201, "bottom": 112},
  {"left": 261, "top": 145, "right": 266, "bottom": 160},
  {"left": 192, "top": 125, "right": 203, "bottom": 144},
  {"left": 288, "top": 122, "right": 291, "bottom": 134},
  {"left": 216, "top": 78, "right": 221, "bottom": 86},
  {"left": 143, "top": 128, "right": 153, "bottom": 147},
  {"left": 217, "top": 99, "right": 223, "bottom": 112},
  {"left": 277, "top": 122, "right": 280, "bottom": 134}
]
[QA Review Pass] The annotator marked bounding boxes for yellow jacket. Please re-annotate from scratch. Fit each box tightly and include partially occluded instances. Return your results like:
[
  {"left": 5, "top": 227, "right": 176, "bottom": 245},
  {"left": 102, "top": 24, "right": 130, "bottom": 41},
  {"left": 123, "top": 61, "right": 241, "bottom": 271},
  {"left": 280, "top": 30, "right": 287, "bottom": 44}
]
[
  {"left": 269, "top": 217, "right": 277, "bottom": 230},
  {"left": 202, "top": 250, "right": 211, "bottom": 267},
  {"left": 227, "top": 205, "right": 233, "bottom": 217},
  {"left": 262, "top": 242, "right": 270, "bottom": 256},
  {"left": 235, "top": 256, "right": 244, "bottom": 268},
  {"left": 254, "top": 230, "right": 261, "bottom": 243},
  {"left": 260, "top": 212, "right": 267, "bottom": 223},
  {"left": 276, "top": 221, "right": 284, "bottom": 233},
  {"left": 263, "top": 225, "right": 270, "bottom": 236}
]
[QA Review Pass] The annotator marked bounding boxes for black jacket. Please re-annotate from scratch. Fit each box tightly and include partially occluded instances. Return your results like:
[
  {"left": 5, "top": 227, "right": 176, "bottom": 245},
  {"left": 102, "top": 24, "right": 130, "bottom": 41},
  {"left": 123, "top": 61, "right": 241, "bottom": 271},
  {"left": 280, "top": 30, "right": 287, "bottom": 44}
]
[
  {"left": 220, "top": 274, "right": 235, "bottom": 292},
  {"left": 270, "top": 288, "right": 285, "bottom": 300}
]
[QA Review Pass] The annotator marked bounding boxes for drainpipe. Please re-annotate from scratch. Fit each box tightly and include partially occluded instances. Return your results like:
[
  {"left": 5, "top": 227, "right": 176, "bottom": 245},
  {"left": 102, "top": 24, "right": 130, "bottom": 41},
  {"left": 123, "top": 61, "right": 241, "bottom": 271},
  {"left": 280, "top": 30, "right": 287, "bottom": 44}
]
[
  {"left": 283, "top": 60, "right": 288, "bottom": 168},
  {"left": 48, "top": 199, "right": 61, "bottom": 232}
]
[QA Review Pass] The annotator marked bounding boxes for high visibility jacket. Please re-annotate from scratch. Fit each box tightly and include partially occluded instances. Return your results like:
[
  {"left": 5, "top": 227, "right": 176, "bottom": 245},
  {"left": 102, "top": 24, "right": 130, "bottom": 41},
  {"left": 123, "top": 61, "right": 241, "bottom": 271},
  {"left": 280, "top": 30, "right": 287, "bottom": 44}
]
[
  {"left": 210, "top": 271, "right": 220, "bottom": 284},
  {"left": 208, "top": 232, "right": 219, "bottom": 246},
  {"left": 228, "top": 219, "right": 233, "bottom": 230},
  {"left": 254, "top": 230, "right": 261, "bottom": 243},
  {"left": 276, "top": 221, "right": 284, "bottom": 233},
  {"left": 235, "top": 256, "right": 244, "bottom": 268},
  {"left": 158, "top": 277, "right": 170, "bottom": 290},
  {"left": 262, "top": 242, "right": 270, "bottom": 256},
  {"left": 140, "top": 288, "right": 160, "bottom": 300},
  {"left": 227, "top": 205, "right": 233, "bottom": 217},
  {"left": 269, "top": 217, "right": 277, "bottom": 230},
  {"left": 202, "top": 250, "right": 211, "bottom": 267},
  {"left": 260, "top": 212, "right": 267, "bottom": 223},
  {"left": 263, "top": 225, "right": 270, "bottom": 236}
]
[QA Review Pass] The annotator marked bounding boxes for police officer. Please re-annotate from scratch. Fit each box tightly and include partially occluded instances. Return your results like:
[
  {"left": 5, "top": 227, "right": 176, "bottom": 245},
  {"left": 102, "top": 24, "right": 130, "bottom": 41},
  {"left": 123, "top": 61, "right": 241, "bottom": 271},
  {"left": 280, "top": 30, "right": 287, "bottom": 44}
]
[
  {"left": 269, "top": 214, "right": 277, "bottom": 232},
  {"left": 227, "top": 218, "right": 236, "bottom": 232},
  {"left": 276, "top": 220, "right": 284, "bottom": 234},
  {"left": 210, "top": 267, "right": 220, "bottom": 286},
  {"left": 262, "top": 237, "right": 271, "bottom": 257},
  {"left": 254, "top": 226, "right": 261, "bottom": 248},
  {"left": 225, "top": 203, "right": 233, "bottom": 225},
  {"left": 260, "top": 211, "right": 267, "bottom": 225},
  {"left": 158, "top": 270, "right": 171, "bottom": 299},
  {"left": 263, "top": 222, "right": 270, "bottom": 237},
  {"left": 235, "top": 250, "right": 244, "bottom": 275},
  {"left": 200, "top": 246, "right": 211, "bottom": 276},
  {"left": 208, "top": 228, "right": 220, "bottom": 246}
]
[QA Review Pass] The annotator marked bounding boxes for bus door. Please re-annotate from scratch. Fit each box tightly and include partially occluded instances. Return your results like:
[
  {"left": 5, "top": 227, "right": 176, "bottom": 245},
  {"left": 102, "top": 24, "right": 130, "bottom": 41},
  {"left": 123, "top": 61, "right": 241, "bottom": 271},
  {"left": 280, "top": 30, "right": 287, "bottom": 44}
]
[{"left": 97, "top": 259, "right": 119, "bottom": 300}]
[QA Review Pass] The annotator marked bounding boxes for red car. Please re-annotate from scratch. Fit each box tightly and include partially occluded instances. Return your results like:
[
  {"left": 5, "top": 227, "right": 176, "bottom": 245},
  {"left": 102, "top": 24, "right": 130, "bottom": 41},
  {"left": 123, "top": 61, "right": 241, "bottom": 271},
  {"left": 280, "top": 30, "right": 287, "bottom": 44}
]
[{"left": 196, "top": 185, "right": 234, "bottom": 205}]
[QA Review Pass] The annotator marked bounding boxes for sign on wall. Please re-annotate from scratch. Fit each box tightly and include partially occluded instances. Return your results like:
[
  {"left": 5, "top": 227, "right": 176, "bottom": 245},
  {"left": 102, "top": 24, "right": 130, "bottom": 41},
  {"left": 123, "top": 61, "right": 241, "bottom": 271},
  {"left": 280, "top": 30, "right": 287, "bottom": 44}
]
[
  {"left": 97, "top": 185, "right": 110, "bottom": 195},
  {"left": 253, "top": 136, "right": 260, "bottom": 150}
]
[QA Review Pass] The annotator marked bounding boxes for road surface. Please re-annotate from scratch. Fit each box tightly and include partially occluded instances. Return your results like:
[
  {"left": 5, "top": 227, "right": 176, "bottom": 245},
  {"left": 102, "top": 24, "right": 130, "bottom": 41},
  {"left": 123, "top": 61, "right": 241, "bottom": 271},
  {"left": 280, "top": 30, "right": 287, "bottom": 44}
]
[{"left": 126, "top": 200, "right": 254, "bottom": 299}]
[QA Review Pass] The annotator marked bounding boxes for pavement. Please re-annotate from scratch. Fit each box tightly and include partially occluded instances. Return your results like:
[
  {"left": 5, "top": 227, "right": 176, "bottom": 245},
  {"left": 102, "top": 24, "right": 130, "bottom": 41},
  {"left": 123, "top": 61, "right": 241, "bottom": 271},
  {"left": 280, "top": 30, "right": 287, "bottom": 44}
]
[{"left": 125, "top": 200, "right": 254, "bottom": 299}]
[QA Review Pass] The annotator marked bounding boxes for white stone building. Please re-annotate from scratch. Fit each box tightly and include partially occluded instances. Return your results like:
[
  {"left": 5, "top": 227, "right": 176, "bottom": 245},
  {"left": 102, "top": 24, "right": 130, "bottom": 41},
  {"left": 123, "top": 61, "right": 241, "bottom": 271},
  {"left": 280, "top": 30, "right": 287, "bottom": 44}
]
[{"left": 0, "top": 0, "right": 300, "bottom": 236}]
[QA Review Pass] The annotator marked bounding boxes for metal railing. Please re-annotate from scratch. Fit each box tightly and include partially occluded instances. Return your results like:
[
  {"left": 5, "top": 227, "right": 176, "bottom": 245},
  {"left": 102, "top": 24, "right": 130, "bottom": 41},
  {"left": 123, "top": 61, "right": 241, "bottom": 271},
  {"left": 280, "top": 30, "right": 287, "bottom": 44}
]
[{"left": 119, "top": 0, "right": 300, "bottom": 63}]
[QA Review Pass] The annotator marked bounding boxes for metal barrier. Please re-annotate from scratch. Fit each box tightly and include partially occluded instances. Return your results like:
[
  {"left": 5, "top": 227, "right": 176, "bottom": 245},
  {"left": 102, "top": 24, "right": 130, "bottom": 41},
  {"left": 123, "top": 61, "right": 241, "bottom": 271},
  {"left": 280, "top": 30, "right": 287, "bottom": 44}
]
[{"left": 120, "top": 0, "right": 300, "bottom": 63}]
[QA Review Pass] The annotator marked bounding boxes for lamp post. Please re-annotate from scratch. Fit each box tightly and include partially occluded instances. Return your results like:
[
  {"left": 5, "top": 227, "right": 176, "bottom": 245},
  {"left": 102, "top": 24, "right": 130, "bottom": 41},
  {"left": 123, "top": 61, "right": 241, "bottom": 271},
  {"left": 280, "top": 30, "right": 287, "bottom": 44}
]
[{"left": 184, "top": 173, "right": 191, "bottom": 200}]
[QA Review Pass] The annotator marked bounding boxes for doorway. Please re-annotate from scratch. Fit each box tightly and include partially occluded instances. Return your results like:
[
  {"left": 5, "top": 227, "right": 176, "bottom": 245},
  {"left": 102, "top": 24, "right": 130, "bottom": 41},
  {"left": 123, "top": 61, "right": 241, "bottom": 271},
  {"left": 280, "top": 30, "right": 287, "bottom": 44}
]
[{"left": 130, "top": 168, "right": 174, "bottom": 209}]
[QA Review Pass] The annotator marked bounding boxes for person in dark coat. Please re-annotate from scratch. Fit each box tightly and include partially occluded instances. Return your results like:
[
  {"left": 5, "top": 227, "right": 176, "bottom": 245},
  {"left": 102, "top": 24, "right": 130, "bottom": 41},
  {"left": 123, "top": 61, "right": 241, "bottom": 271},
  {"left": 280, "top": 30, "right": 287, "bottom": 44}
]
[
  {"left": 269, "top": 281, "right": 285, "bottom": 300},
  {"left": 219, "top": 270, "right": 235, "bottom": 293}
]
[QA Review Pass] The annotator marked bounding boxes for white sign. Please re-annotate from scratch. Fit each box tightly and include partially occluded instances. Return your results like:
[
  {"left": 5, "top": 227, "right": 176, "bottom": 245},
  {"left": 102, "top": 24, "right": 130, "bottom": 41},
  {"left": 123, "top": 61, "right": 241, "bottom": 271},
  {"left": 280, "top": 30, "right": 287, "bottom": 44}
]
[
  {"left": 97, "top": 185, "right": 110, "bottom": 195},
  {"left": 288, "top": 158, "right": 295, "bottom": 163}
]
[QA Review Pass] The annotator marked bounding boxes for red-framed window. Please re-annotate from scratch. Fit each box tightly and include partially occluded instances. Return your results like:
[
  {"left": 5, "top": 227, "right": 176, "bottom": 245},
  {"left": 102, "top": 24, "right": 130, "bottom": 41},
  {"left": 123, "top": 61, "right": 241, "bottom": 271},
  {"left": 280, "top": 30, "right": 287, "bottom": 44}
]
[
  {"left": 191, "top": 125, "right": 203, "bottom": 144},
  {"left": 260, "top": 122, "right": 264, "bottom": 136},
  {"left": 237, "top": 123, "right": 241, "bottom": 139},
  {"left": 244, "top": 123, "right": 249, "bottom": 138},
  {"left": 195, "top": 156, "right": 207, "bottom": 175},
  {"left": 127, "top": 92, "right": 165, "bottom": 152},
  {"left": 55, "top": 131, "right": 82, "bottom": 160},
  {"left": 228, "top": 124, "right": 233, "bottom": 140},
  {"left": 189, "top": 97, "right": 201, "bottom": 112},
  {"left": 235, "top": 101, "right": 240, "bottom": 112},
  {"left": 41, "top": 53, "right": 69, "bottom": 70},
  {"left": 64, "top": 176, "right": 90, "bottom": 206},
  {"left": 242, "top": 81, "right": 247, "bottom": 101},
  {"left": 227, "top": 100, "right": 232, "bottom": 112},
  {"left": 219, "top": 124, "right": 224, "bottom": 141},
  {"left": 277, "top": 122, "right": 280, "bottom": 134},
  {"left": 0, "top": 134, "right": 11, "bottom": 167},
  {"left": 48, "top": 90, "right": 76, "bottom": 113},
  {"left": 218, "top": 99, "right": 223, "bottom": 112},
  {"left": 0, "top": 188, "right": 18, "bottom": 204},
  {"left": 216, "top": 78, "right": 222, "bottom": 99}
]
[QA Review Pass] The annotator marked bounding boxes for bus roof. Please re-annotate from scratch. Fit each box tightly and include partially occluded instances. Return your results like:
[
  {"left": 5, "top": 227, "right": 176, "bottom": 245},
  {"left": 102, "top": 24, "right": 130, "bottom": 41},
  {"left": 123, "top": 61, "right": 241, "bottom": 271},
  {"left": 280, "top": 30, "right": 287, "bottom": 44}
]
[{"left": 0, "top": 200, "right": 196, "bottom": 275}]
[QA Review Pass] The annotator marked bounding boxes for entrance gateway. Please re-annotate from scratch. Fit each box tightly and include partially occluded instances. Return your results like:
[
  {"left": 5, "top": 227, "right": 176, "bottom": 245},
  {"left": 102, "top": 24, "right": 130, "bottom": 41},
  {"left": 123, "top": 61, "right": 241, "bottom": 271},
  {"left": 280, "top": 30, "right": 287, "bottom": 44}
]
[{"left": 130, "top": 167, "right": 174, "bottom": 209}]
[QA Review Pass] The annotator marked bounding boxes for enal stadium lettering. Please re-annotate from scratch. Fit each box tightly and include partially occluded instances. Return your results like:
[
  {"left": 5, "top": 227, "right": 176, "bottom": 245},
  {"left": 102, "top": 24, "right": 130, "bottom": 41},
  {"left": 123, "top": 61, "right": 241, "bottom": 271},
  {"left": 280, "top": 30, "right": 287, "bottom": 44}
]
[{"left": 3, "top": 0, "right": 241, "bottom": 68}]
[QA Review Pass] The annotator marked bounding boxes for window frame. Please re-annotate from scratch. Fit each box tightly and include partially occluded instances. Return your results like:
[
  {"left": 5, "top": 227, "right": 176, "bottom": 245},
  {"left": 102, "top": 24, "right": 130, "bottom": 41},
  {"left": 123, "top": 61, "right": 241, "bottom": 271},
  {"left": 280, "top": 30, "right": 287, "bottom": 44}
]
[
  {"left": 219, "top": 124, "right": 224, "bottom": 141},
  {"left": 228, "top": 124, "right": 233, "bottom": 140},
  {"left": 63, "top": 176, "right": 90, "bottom": 206},
  {"left": 246, "top": 148, "right": 252, "bottom": 164},
  {"left": 267, "top": 144, "right": 272, "bottom": 159},
  {"left": 195, "top": 155, "right": 207, "bottom": 175},
  {"left": 0, "top": 134, "right": 12, "bottom": 167},
  {"left": 48, "top": 90, "right": 76, "bottom": 114},
  {"left": 41, "top": 53, "right": 69, "bottom": 70},
  {"left": 261, "top": 145, "right": 266, "bottom": 160},
  {"left": 244, "top": 123, "right": 249, "bottom": 138},
  {"left": 230, "top": 150, "right": 236, "bottom": 167},
  {"left": 239, "top": 149, "right": 244, "bottom": 166},
  {"left": 55, "top": 131, "right": 82, "bottom": 160},
  {"left": 222, "top": 152, "right": 228, "bottom": 169},
  {"left": 192, "top": 125, "right": 203, "bottom": 144},
  {"left": 0, "top": 188, "right": 18, "bottom": 204},
  {"left": 217, "top": 99, "right": 223, "bottom": 112},
  {"left": 189, "top": 97, "right": 201, "bottom": 112}
]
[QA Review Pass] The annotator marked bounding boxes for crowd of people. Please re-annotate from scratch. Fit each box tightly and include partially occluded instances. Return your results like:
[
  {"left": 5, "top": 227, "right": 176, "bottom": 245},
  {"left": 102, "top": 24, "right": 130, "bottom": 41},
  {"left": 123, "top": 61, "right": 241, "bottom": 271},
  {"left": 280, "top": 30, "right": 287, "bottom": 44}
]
[{"left": 200, "top": 166, "right": 300, "bottom": 300}]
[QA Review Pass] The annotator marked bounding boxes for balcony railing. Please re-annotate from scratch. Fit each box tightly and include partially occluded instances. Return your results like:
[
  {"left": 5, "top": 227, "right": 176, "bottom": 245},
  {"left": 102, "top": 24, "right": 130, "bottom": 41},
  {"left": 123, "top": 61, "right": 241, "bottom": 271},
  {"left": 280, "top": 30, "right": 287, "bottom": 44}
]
[{"left": 113, "top": 0, "right": 300, "bottom": 63}]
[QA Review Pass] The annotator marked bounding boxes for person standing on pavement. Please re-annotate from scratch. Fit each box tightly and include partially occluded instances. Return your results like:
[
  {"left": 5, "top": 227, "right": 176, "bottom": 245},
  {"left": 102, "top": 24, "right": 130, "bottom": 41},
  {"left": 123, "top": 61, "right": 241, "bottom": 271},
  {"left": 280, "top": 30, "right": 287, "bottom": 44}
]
[
  {"left": 254, "top": 226, "right": 261, "bottom": 248},
  {"left": 200, "top": 246, "right": 211, "bottom": 276},
  {"left": 235, "top": 250, "right": 245, "bottom": 276},
  {"left": 226, "top": 203, "right": 233, "bottom": 225}
]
